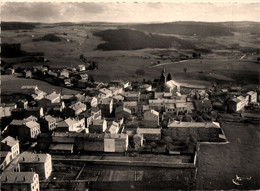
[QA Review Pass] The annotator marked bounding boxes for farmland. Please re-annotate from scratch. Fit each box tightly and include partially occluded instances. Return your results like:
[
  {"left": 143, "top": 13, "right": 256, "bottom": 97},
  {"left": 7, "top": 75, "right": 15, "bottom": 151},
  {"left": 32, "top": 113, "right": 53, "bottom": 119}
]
[
  {"left": 1, "top": 21, "right": 260, "bottom": 87},
  {"left": 196, "top": 121, "right": 260, "bottom": 190},
  {"left": 1, "top": 75, "right": 80, "bottom": 94}
]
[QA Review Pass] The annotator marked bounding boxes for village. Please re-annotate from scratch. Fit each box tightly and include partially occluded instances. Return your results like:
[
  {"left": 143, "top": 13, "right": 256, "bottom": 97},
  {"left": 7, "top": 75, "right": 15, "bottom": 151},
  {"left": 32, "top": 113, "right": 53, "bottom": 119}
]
[{"left": 0, "top": 63, "right": 259, "bottom": 190}]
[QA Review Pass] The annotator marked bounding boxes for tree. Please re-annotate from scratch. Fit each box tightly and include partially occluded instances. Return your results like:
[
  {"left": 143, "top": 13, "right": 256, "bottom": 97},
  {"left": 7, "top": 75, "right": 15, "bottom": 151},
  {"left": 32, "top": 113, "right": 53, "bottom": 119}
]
[
  {"left": 192, "top": 52, "right": 201, "bottom": 59},
  {"left": 166, "top": 73, "right": 172, "bottom": 81},
  {"left": 183, "top": 68, "right": 187, "bottom": 73}
]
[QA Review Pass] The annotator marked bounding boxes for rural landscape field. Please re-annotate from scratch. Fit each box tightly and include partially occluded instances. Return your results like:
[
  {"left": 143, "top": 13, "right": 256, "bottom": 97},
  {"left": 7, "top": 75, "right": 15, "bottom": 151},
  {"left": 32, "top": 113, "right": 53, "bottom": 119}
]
[
  {"left": 1, "top": 21, "right": 260, "bottom": 93},
  {"left": 1, "top": 2, "right": 260, "bottom": 191}
]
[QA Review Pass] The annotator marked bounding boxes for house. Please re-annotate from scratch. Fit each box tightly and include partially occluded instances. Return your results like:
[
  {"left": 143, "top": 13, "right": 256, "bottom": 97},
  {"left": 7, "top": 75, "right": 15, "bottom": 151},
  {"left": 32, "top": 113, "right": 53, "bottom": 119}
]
[
  {"left": 247, "top": 91, "right": 257, "bottom": 103},
  {"left": 108, "top": 86, "right": 123, "bottom": 96},
  {"left": 84, "top": 96, "right": 98, "bottom": 108},
  {"left": 164, "top": 80, "right": 180, "bottom": 94},
  {"left": 38, "top": 115, "right": 56, "bottom": 133},
  {"left": 25, "top": 70, "right": 32, "bottom": 78},
  {"left": 140, "top": 84, "right": 152, "bottom": 93},
  {"left": 0, "top": 172, "right": 39, "bottom": 191},
  {"left": 49, "top": 143, "right": 74, "bottom": 154},
  {"left": 31, "top": 89, "right": 47, "bottom": 101},
  {"left": 165, "top": 103, "right": 176, "bottom": 113},
  {"left": 227, "top": 96, "right": 248, "bottom": 112},
  {"left": 98, "top": 97, "right": 113, "bottom": 117},
  {"left": 99, "top": 88, "right": 113, "bottom": 98},
  {"left": 0, "top": 103, "right": 17, "bottom": 118},
  {"left": 122, "top": 92, "right": 140, "bottom": 102},
  {"left": 77, "top": 79, "right": 89, "bottom": 88},
  {"left": 79, "top": 73, "right": 88, "bottom": 80},
  {"left": 8, "top": 120, "right": 41, "bottom": 141},
  {"left": 63, "top": 102, "right": 87, "bottom": 118},
  {"left": 60, "top": 69, "right": 70, "bottom": 78},
  {"left": 25, "top": 107, "right": 44, "bottom": 118},
  {"left": 115, "top": 106, "right": 132, "bottom": 120},
  {"left": 194, "top": 100, "right": 212, "bottom": 112},
  {"left": 45, "top": 91, "right": 61, "bottom": 103},
  {"left": 143, "top": 110, "right": 159, "bottom": 128},
  {"left": 90, "top": 107, "right": 102, "bottom": 119},
  {"left": 123, "top": 101, "right": 138, "bottom": 115},
  {"left": 56, "top": 117, "right": 85, "bottom": 132},
  {"left": 107, "top": 121, "right": 120, "bottom": 134},
  {"left": 175, "top": 102, "right": 189, "bottom": 115},
  {"left": 78, "top": 64, "right": 86, "bottom": 71},
  {"left": 149, "top": 99, "right": 175, "bottom": 112},
  {"left": 5, "top": 68, "right": 15, "bottom": 75},
  {"left": 136, "top": 128, "right": 161, "bottom": 141},
  {"left": 24, "top": 115, "right": 38, "bottom": 122},
  {"left": 79, "top": 107, "right": 101, "bottom": 128},
  {"left": 109, "top": 80, "right": 130, "bottom": 89},
  {"left": 167, "top": 121, "right": 221, "bottom": 142},
  {"left": 18, "top": 153, "right": 52, "bottom": 180},
  {"left": 0, "top": 151, "right": 13, "bottom": 171},
  {"left": 51, "top": 132, "right": 128, "bottom": 153},
  {"left": 104, "top": 134, "right": 129, "bottom": 152},
  {"left": 1, "top": 136, "right": 20, "bottom": 160},
  {"left": 16, "top": 99, "right": 28, "bottom": 109},
  {"left": 89, "top": 119, "right": 107, "bottom": 133},
  {"left": 21, "top": 85, "right": 38, "bottom": 95}
]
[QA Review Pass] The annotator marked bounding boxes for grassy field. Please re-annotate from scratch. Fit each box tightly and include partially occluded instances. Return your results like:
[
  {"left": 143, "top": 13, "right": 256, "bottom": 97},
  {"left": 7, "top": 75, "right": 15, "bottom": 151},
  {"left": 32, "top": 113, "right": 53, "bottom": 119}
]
[
  {"left": 1, "top": 22, "right": 259, "bottom": 87},
  {"left": 1, "top": 75, "right": 80, "bottom": 94},
  {"left": 196, "top": 121, "right": 260, "bottom": 190}
]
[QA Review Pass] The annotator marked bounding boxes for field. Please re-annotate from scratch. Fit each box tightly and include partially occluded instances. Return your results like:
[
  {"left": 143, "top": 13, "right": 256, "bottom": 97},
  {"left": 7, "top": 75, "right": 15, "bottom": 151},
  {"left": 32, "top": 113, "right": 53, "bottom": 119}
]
[
  {"left": 196, "top": 121, "right": 260, "bottom": 190},
  {"left": 1, "top": 75, "right": 80, "bottom": 94},
  {"left": 1, "top": 21, "right": 260, "bottom": 87}
]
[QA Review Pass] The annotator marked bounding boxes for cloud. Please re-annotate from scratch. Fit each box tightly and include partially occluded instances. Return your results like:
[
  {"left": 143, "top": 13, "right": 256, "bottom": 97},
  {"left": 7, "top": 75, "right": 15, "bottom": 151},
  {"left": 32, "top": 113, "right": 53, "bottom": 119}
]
[{"left": 1, "top": 2, "right": 260, "bottom": 23}]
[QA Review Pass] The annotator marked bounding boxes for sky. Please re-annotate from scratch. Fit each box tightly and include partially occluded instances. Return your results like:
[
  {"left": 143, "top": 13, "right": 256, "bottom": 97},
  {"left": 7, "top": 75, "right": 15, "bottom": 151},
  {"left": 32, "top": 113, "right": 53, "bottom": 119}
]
[{"left": 1, "top": 1, "right": 260, "bottom": 23}]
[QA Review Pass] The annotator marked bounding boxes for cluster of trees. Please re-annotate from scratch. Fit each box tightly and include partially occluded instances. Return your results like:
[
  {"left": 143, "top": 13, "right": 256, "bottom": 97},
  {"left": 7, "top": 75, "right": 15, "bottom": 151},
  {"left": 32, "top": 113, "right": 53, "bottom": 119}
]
[
  {"left": 79, "top": 54, "right": 98, "bottom": 70},
  {"left": 33, "top": 34, "right": 62, "bottom": 42},
  {"left": 1, "top": 43, "right": 26, "bottom": 58},
  {"left": 93, "top": 29, "right": 194, "bottom": 51}
]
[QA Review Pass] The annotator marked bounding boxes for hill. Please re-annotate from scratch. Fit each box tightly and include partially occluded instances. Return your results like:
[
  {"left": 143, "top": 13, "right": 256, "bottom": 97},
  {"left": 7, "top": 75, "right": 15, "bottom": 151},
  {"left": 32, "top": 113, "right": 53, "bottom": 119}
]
[
  {"left": 93, "top": 29, "right": 196, "bottom": 50},
  {"left": 1, "top": 22, "right": 38, "bottom": 30},
  {"left": 127, "top": 22, "right": 234, "bottom": 37}
]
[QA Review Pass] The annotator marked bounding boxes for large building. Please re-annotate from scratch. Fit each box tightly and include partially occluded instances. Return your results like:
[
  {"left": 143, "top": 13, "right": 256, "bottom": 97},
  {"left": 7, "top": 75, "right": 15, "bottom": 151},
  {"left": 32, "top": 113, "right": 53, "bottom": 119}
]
[
  {"left": 1, "top": 136, "right": 20, "bottom": 159},
  {"left": 167, "top": 121, "right": 221, "bottom": 142},
  {"left": 0, "top": 171, "right": 40, "bottom": 191},
  {"left": 8, "top": 120, "right": 41, "bottom": 141},
  {"left": 143, "top": 110, "right": 159, "bottom": 128},
  {"left": 18, "top": 153, "right": 52, "bottom": 180}
]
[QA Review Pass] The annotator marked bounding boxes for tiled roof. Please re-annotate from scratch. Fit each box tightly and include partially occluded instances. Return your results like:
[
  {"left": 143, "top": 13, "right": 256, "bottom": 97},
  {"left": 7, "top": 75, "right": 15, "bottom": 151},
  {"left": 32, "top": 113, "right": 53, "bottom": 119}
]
[
  {"left": 19, "top": 153, "right": 49, "bottom": 163},
  {"left": 1, "top": 136, "right": 19, "bottom": 147},
  {"left": 0, "top": 172, "right": 37, "bottom": 183}
]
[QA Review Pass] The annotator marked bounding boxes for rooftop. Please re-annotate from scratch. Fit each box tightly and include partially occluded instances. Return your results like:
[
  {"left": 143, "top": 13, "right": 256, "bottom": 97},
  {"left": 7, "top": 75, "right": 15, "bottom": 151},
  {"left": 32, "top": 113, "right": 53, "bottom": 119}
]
[
  {"left": 49, "top": 143, "right": 74, "bottom": 151},
  {"left": 1, "top": 136, "right": 19, "bottom": 147},
  {"left": 25, "top": 121, "right": 39, "bottom": 128},
  {"left": 69, "top": 102, "right": 86, "bottom": 111},
  {"left": 10, "top": 119, "right": 26, "bottom": 126},
  {"left": 137, "top": 128, "right": 161, "bottom": 134},
  {"left": 0, "top": 172, "right": 37, "bottom": 184},
  {"left": 43, "top": 115, "right": 56, "bottom": 122},
  {"left": 168, "top": 121, "right": 220, "bottom": 128},
  {"left": 19, "top": 153, "right": 49, "bottom": 163}
]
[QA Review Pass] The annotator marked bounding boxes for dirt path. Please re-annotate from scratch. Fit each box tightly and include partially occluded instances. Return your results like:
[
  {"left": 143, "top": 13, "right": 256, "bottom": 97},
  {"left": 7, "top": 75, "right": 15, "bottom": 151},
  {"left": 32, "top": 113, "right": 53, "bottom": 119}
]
[{"left": 149, "top": 60, "right": 188, "bottom": 68}]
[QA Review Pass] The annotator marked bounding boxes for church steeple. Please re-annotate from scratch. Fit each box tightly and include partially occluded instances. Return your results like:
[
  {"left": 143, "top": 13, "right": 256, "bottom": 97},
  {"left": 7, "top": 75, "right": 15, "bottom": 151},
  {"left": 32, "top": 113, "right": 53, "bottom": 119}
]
[{"left": 160, "top": 67, "right": 166, "bottom": 83}]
